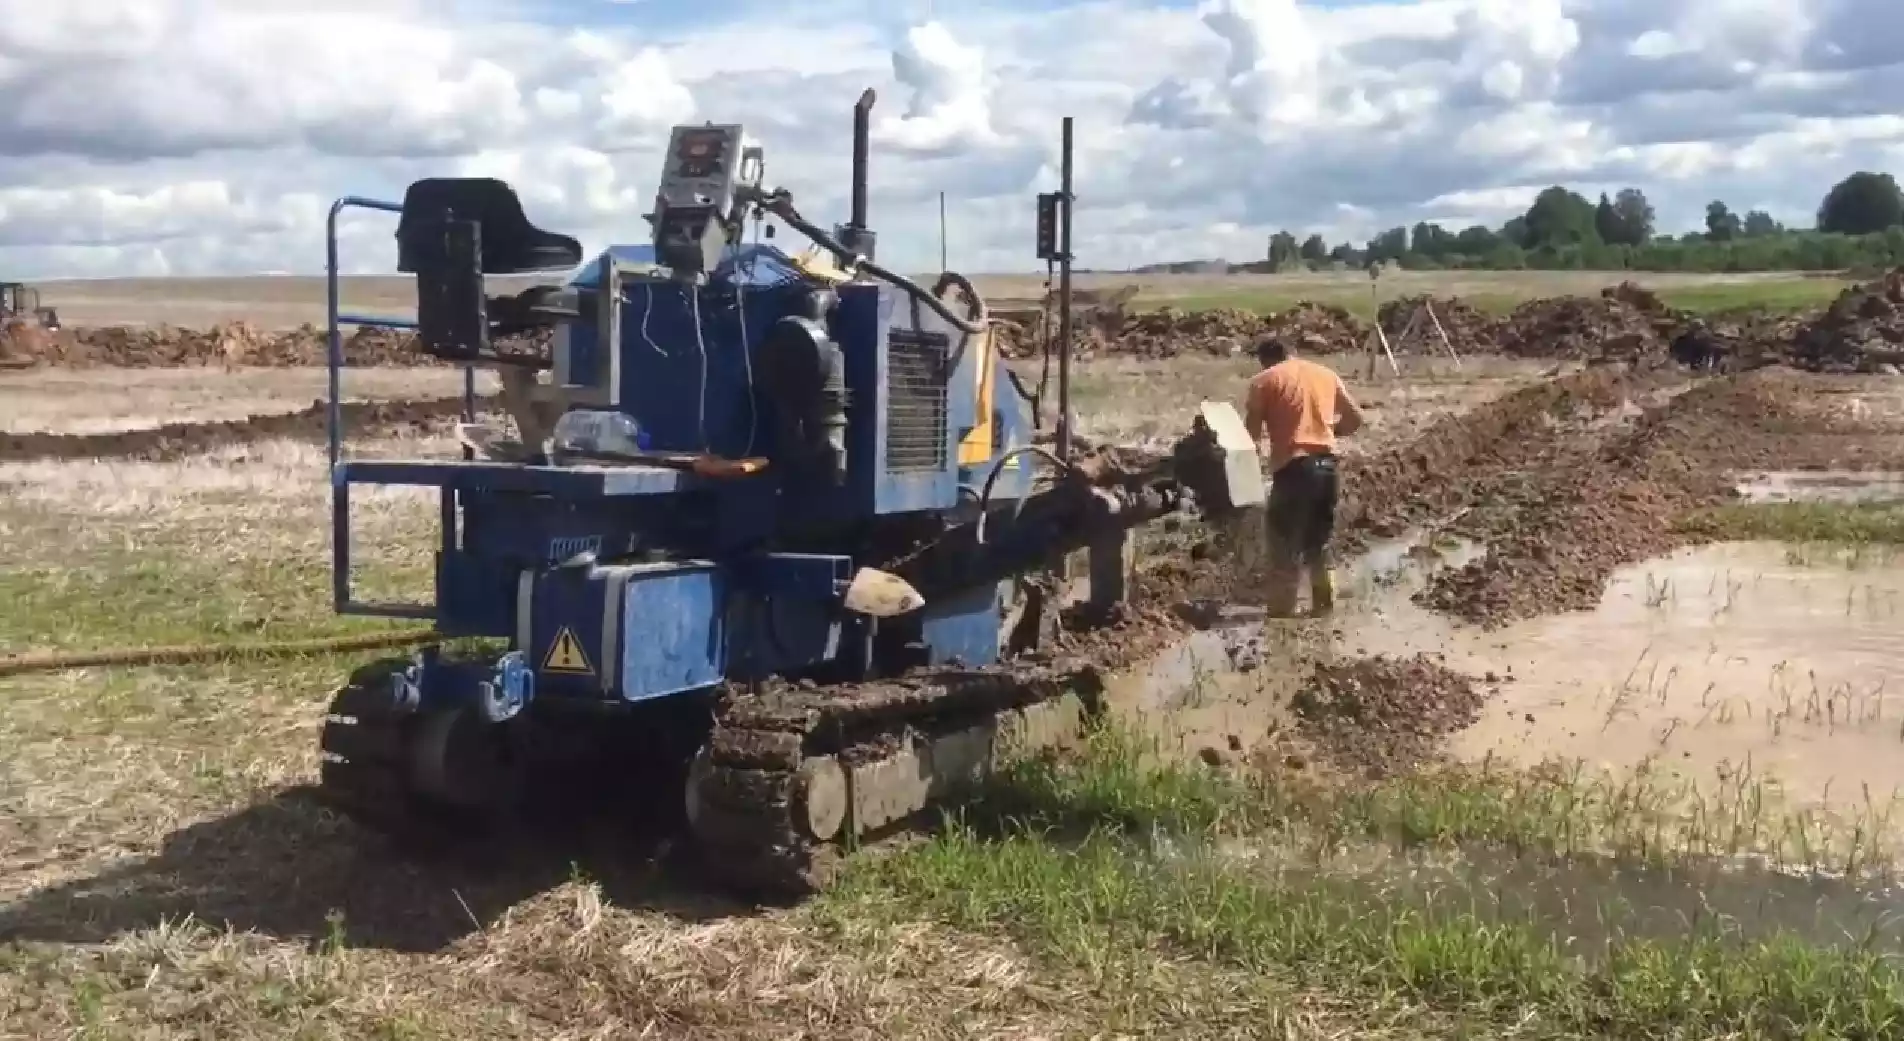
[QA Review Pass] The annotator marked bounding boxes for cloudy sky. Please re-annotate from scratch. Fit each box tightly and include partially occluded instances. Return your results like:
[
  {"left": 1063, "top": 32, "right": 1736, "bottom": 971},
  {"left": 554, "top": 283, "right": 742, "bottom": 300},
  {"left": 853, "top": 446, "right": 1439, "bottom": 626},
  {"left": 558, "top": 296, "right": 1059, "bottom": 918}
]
[{"left": 0, "top": 0, "right": 1897, "bottom": 278}]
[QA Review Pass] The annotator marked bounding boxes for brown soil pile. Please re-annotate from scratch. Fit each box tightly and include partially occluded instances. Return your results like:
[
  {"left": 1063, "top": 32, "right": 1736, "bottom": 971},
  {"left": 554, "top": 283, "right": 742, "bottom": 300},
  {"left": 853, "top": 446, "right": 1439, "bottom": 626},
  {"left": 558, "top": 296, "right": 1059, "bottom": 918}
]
[
  {"left": 0, "top": 322, "right": 554, "bottom": 369},
  {"left": 1261, "top": 301, "right": 1366, "bottom": 354},
  {"left": 1292, "top": 653, "right": 1488, "bottom": 777},
  {"left": 1335, "top": 366, "right": 1642, "bottom": 550},
  {"left": 1117, "top": 306, "right": 1265, "bottom": 358},
  {"left": 1493, "top": 290, "right": 1667, "bottom": 360},
  {"left": 0, "top": 395, "right": 487, "bottom": 463},
  {"left": 0, "top": 317, "right": 55, "bottom": 368},
  {"left": 1416, "top": 368, "right": 1896, "bottom": 626},
  {"left": 1789, "top": 267, "right": 1904, "bottom": 371},
  {"left": 1376, "top": 295, "right": 1494, "bottom": 353}
]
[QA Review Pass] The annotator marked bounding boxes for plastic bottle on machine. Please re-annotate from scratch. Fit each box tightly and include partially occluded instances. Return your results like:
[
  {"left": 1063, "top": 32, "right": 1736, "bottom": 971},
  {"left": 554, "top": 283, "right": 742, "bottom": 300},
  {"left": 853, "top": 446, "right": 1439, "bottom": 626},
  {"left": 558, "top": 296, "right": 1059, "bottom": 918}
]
[{"left": 552, "top": 409, "right": 653, "bottom": 458}]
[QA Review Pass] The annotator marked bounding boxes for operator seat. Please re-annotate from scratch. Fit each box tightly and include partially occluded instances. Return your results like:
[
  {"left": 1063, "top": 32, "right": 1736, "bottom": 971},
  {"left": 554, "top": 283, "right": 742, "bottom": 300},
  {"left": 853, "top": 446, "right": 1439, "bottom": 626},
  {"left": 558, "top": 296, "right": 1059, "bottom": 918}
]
[{"left": 396, "top": 178, "right": 583, "bottom": 275}]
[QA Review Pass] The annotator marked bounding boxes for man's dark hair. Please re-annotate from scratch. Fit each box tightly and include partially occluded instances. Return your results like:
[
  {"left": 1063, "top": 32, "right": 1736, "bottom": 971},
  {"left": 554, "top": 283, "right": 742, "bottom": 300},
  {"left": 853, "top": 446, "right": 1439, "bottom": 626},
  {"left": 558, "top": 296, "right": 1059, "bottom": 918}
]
[{"left": 1254, "top": 337, "right": 1289, "bottom": 367}]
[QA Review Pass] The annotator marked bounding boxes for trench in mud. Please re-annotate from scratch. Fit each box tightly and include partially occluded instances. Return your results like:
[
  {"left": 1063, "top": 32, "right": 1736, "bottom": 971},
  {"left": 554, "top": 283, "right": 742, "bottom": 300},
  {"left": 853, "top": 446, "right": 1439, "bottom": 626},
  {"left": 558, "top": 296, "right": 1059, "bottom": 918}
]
[{"left": 1082, "top": 469, "right": 1904, "bottom": 961}]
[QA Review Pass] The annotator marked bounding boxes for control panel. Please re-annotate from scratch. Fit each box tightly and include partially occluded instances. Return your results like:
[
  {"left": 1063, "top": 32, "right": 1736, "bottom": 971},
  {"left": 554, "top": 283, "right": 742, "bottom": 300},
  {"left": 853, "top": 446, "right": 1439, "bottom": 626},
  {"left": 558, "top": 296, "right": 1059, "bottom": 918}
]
[{"left": 651, "top": 123, "right": 764, "bottom": 283}]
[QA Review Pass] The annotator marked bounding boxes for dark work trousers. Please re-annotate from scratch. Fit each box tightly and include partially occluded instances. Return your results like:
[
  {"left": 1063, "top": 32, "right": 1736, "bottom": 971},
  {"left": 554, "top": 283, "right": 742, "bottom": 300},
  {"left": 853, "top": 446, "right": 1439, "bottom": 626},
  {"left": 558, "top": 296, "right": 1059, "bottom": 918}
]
[{"left": 1265, "top": 452, "right": 1339, "bottom": 614}]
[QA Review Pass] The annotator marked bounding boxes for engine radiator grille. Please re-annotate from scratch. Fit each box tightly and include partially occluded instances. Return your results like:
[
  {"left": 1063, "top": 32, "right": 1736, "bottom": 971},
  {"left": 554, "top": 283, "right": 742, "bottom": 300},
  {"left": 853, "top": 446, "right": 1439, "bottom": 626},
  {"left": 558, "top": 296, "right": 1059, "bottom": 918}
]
[{"left": 885, "top": 329, "right": 949, "bottom": 473}]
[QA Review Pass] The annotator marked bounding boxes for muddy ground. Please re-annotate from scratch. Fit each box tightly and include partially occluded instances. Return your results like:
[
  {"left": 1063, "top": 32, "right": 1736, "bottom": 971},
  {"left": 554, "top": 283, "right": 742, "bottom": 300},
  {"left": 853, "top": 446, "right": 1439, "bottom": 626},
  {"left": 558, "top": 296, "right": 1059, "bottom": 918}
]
[{"left": 7, "top": 293, "right": 1904, "bottom": 1035}]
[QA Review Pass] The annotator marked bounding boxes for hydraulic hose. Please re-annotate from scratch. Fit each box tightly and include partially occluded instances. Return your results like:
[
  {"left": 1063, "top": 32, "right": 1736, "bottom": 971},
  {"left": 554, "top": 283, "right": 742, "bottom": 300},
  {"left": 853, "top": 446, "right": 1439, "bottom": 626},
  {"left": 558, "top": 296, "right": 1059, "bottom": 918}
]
[
  {"left": 0, "top": 627, "right": 439, "bottom": 678},
  {"left": 745, "top": 188, "right": 987, "bottom": 334}
]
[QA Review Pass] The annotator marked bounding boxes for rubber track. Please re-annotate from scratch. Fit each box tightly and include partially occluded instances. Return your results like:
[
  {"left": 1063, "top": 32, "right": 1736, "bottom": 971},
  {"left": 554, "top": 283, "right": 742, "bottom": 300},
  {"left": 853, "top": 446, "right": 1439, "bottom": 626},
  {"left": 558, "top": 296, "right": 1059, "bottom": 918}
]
[
  {"left": 315, "top": 659, "right": 488, "bottom": 844},
  {"left": 690, "top": 664, "right": 1092, "bottom": 897},
  {"left": 0, "top": 394, "right": 499, "bottom": 463}
]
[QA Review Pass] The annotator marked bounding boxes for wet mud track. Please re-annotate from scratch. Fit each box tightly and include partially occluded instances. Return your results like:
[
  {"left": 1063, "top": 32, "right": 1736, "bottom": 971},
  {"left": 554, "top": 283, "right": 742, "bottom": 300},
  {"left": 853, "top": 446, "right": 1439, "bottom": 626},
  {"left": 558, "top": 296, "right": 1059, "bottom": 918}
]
[{"left": 1418, "top": 367, "right": 1904, "bottom": 627}]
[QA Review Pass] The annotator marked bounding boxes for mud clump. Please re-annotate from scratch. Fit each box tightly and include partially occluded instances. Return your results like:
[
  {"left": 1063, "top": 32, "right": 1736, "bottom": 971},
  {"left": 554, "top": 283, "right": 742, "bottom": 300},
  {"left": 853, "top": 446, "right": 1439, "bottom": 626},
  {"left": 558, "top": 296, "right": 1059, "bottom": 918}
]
[
  {"left": 0, "top": 395, "right": 487, "bottom": 463},
  {"left": 1292, "top": 653, "right": 1487, "bottom": 777}
]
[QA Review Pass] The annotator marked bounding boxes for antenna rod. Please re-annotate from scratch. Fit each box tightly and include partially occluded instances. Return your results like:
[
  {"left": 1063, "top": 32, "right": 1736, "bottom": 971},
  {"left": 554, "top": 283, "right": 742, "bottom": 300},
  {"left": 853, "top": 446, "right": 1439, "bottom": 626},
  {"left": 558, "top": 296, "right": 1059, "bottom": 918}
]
[{"left": 1056, "top": 116, "right": 1075, "bottom": 460}]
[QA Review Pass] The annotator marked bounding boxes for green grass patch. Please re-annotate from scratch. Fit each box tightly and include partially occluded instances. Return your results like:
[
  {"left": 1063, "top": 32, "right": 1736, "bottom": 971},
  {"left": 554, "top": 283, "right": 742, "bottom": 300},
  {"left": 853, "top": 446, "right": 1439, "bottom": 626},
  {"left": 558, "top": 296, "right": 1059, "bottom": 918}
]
[
  {"left": 828, "top": 726, "right": 1904, "bottom": 1039},
  {"left": 1683, "top": 501, "right": 1904, "bottom": 546},
  {"left": 0, "top": 540, "right": 428, "bottom": 652}
]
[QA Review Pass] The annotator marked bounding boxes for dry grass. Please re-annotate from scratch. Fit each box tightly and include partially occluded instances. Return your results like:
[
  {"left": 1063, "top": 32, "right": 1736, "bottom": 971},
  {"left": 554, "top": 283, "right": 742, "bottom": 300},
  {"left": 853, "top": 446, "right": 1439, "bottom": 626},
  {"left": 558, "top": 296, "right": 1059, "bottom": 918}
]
[
  {"left": 6, "top": 356, "right": 1901, "bottom": 1039},
  {"left": 0, "top": 367, "right": 494, "bottom": 434}
]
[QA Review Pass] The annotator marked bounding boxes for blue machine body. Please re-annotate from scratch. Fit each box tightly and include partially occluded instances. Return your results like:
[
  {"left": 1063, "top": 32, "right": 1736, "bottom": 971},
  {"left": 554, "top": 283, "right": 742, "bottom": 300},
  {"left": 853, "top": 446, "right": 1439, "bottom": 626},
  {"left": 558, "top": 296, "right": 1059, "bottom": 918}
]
[{"left": 326, "top": 199, "right": 1037, "bottom": 716}]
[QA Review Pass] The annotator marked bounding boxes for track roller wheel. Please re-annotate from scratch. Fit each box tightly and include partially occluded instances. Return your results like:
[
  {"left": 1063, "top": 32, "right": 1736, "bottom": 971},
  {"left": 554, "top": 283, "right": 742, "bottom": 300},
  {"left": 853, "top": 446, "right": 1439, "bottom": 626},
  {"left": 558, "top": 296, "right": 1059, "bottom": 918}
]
[{"left": 316, "top": 657, "right": 525, "bottom": 847}]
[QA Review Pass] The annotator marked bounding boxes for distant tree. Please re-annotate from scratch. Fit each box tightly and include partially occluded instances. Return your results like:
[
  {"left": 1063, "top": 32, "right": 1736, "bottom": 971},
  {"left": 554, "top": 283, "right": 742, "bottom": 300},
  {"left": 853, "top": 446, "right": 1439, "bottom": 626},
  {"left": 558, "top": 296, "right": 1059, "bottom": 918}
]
[
  {"left": 1366, "top": 226, "right": 1408, "bottom": 263},
  {"left": 1705, "top": 200, "right": 1741, "bottom": 242},
  {"left": 1500, "top": 215, "right": 1530, "bottom": 247},
  {"left": 1453, "top": 224, "right": 1502, "bottom": 254},
  {"left": 1742, "top": 209, "right": 1782, "bottom": 237},
  {"left": 1594, "top": 193, "right": 1620, "bottom": 245},
  {"left": 1818, "top": 172, "right": 1904, "bottom": 235},
  {"left": 1267, "top": 230, "right": 1301, "bottom": 269},
  {"left": 1522, "top": 186, "right": 1600, "bottom": 248},
  {"left": 1328, "top": 242, "right": 1359, "bottom": 264},
  {"left": 1412, "top": 221, "right": 1459, "bottom": 257},
  {"left": 1611, "top": 188, "right": 1656, "bottom": 246},
  {"left": 1299, "top": 233, "right": 1328, "bottom": 262}
]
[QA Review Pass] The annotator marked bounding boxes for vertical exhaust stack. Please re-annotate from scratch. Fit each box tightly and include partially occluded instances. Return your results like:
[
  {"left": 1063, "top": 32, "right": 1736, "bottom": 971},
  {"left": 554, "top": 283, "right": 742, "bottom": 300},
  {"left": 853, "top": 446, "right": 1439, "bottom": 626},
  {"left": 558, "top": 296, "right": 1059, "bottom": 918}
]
[{"left": 840, "top": 89, "right": 877, "bottom": 262}]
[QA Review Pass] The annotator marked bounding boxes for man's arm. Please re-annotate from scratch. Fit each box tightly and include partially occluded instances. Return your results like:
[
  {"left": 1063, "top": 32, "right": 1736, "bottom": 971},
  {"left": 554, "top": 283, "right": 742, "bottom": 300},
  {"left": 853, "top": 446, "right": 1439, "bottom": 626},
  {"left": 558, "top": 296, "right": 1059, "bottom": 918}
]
[
  {"left": 1332, "top": 379, "right": 1365, "bottom": 437},
  {"left": 1243, "top": 381, "right": 1265, "bottom": 442}
]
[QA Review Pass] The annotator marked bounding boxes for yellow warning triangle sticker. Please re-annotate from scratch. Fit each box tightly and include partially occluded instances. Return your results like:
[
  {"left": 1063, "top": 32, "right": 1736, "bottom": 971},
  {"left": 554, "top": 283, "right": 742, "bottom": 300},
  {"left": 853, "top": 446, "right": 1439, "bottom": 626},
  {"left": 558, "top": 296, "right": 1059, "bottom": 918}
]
[{"left": 542, "top": 627, "right": 594, "bottom": 675}]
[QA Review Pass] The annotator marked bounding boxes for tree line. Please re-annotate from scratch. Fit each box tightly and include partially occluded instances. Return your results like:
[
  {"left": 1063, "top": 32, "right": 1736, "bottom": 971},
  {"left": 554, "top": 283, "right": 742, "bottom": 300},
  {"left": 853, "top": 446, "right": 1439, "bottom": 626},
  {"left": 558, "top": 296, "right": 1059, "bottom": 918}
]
[{"left": 1240, "top": 171, "right": 1904, "bottom": 274}]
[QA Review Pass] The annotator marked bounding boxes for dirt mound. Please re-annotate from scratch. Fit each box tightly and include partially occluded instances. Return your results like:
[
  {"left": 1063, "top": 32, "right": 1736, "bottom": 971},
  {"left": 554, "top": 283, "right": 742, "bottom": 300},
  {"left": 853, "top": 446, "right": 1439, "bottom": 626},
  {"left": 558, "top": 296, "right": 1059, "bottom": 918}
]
[
  {"left": 1376, "top": 295, "right": 1494, "bottom": 353},
  {"left": 0, "top": 395, "right": 487, "bottom": 463},
  {"left": 1600, "top": 280, "right": 1669, "bottom": 315},
  {"left": 0, "top": 317, "right": 55, "bottom": 368},
  {"left": 1790, "top": 267, "right": 1904, "bottom": 372},
  {"left": 1262, "top": 302, "right": 1366, "bottom": 354},
  {"left": 0, "top": 323, "right": 555, "bottom": 369},
  {"left": 1415, "top": 369, "right": 1889, "bottom": 627},
  {"left": 997, "top": 300, "right": 1372, "bottom": 361},
  {"left": 1336, "top": 366, "right": 1640, "bottom": 550},
  {"left": 1292, "top": 653, "right": 1488, "bottom": 776},
  {"left": 1494, "top": 292, "right": 1667, "bottom": 360}
]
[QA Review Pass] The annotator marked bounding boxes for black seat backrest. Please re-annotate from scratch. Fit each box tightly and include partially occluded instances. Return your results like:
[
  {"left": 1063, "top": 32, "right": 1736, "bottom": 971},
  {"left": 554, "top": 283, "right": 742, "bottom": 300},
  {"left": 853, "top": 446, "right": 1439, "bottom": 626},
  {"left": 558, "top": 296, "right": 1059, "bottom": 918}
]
[{"left": 396, "top": 178, "right": 584, "bottom": 275}]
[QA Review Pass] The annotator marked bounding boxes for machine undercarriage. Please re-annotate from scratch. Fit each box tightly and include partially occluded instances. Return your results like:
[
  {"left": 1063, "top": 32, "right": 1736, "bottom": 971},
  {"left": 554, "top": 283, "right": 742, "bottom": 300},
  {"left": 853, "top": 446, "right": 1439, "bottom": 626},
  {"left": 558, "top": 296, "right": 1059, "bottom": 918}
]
[{"left": 317, "top": 94, "right": 1264, "bottom": 898}]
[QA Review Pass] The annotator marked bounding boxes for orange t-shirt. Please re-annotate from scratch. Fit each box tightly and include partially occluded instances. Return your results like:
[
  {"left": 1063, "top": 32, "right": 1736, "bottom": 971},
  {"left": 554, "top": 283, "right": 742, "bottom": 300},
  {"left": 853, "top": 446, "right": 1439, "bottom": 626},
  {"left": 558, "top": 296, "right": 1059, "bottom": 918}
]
[{"left": 1244, "top": 358, "right": 1344, "bottom": 472}]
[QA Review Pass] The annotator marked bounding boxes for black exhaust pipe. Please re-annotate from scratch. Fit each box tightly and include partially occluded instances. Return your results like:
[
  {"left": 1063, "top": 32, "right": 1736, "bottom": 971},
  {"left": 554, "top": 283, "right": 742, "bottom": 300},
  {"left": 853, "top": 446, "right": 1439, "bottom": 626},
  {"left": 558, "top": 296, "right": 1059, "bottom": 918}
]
[
  {"left": 842, "top": 88, "right": 877, "bottom": 260},
  {"left": 851, "top": 88, "right": 874, "bottom": 229}
]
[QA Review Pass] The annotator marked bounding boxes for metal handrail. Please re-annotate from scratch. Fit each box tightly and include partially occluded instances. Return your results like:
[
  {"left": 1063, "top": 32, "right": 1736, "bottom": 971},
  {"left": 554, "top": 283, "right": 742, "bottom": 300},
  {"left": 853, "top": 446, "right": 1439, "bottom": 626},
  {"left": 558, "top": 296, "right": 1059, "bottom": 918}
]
[{"left": 323, "top": 195, "right": 459, "bottom": 621}]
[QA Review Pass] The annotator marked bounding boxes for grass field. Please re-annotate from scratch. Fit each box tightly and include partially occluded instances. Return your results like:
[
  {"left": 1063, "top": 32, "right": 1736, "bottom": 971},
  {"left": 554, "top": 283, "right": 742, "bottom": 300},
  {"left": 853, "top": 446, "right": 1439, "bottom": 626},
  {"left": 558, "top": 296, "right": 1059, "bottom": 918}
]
[{"left": 33, "top": 269, "right": 1856, "bottom": 329}]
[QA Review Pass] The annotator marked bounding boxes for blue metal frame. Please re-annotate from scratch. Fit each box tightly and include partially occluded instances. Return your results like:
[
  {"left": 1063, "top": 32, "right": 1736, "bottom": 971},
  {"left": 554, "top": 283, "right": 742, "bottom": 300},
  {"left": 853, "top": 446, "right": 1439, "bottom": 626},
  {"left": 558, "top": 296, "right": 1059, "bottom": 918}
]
[{"left": 325, "top": 195, "right": 477, "bottom": 620}]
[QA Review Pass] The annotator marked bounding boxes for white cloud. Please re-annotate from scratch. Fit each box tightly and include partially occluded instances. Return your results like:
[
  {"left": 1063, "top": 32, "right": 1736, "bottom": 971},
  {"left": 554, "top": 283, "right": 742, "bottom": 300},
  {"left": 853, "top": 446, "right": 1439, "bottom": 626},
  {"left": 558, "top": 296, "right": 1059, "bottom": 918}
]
[{"left": 0, "top": 0, "right": 1899, "bottom": 280}]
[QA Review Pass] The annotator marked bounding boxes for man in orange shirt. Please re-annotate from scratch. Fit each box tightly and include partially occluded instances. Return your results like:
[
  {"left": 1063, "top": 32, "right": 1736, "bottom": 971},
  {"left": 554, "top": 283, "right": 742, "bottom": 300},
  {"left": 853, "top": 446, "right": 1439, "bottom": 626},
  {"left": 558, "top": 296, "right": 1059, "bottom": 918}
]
[{"left": 1242, "top": 336, "right": 1365, "bottom": 617}]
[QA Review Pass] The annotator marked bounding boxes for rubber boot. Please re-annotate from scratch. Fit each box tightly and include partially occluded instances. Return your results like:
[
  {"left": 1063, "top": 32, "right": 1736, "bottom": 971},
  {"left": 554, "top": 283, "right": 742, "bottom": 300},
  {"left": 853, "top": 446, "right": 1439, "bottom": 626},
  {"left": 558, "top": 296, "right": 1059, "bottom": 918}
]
[
  {"left": 1309, "top": 567, "right": 1336, "bottom": 617},
  {"left": 1265, "top": 567, "right": 1302, "bottom": 618}
]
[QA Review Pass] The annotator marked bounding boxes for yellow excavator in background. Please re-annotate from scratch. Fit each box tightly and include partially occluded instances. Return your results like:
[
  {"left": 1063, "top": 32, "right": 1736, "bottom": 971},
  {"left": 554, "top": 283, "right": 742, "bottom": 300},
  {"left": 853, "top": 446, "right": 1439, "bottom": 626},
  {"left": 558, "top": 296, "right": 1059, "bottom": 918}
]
[
  {"left": 0, "top": 282, "right": 60, "bottom": 367},
  {"left": 1, "top": 282, "right": 59, "bottom": 331}
]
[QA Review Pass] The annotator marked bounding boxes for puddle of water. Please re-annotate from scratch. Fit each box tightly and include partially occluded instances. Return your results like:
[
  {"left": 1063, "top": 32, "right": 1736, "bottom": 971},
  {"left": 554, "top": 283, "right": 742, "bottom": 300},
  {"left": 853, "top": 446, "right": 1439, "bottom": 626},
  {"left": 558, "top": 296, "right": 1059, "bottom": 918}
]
[
  {"left": 1736, "top": 469, "right": 1904, "bottom": 504},
  {"left": 1336, "top": 541, "right": 1904, "bottom": 831},
  {"left": 1108, "top": 527, "right": 1489, "bottom": 763}
]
